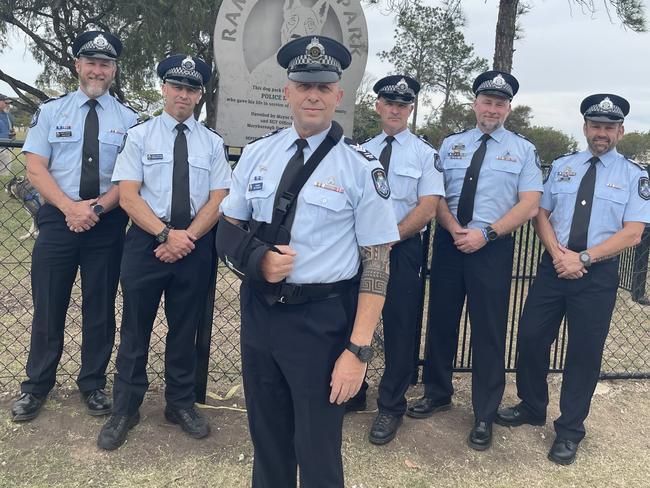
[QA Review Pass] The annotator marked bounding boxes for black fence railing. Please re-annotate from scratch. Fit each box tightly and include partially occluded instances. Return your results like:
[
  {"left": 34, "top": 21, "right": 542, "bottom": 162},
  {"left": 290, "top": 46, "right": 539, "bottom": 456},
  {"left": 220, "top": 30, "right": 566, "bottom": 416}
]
[{"left": 1, "top": 141, "right": 648, "bottom": 400}]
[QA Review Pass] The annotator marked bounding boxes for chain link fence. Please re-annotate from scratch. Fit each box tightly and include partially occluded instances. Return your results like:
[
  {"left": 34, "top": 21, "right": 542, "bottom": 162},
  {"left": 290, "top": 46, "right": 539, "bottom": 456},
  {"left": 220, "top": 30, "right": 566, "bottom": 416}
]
[{"left": 1, "top": 141, "right": 648, "bottom": 397}]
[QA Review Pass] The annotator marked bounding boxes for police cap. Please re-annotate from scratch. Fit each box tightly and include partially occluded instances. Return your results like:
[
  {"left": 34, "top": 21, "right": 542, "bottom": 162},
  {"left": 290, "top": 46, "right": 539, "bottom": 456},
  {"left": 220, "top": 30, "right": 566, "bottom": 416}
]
[
  {"left": 72, "top": 31, "right": 122, "bottom": 60},
  {"left": 277, "top": 36, "right": 351, "bottom": 83},
  {"left": 373, "top": 75, "right": 420, "bottom": 104},
  {"left": 157, "top": 54, "right": 211, "bottom": 88},
  {"left": 472, "top": 70, "right": 519, "bottom": 100},
  {"left": 580, "top": 94, "right": 629, "bottom": 123}
]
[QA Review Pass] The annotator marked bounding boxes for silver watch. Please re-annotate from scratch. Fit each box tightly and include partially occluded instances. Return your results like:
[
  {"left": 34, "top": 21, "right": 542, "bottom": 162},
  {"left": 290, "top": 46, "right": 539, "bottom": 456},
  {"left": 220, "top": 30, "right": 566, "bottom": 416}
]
[{"left": 579, "top": 251, "right": 592, "bottom": 267}]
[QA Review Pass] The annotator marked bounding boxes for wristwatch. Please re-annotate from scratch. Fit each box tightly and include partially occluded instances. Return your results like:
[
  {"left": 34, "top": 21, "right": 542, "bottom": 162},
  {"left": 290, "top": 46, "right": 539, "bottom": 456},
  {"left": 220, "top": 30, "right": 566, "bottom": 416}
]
[
  {"left": 485, "top": 225, "right": 499, "bottom": 242},
  {"left": 579, "top": 251, "right": 592, "bottom": 267},
  {"left": 155, "top": 225, "right": 170, "bottom": 244},
  {"left": 346, "top": 342, "right": 374, "bottom": 363},
  {"left": 91, "top": 203, "right": 104, "bottom": 217}
]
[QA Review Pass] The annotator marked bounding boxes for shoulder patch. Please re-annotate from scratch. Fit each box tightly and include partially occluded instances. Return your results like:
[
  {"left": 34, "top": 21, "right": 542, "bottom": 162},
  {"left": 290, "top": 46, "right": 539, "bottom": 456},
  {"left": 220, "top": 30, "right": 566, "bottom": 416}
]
[
  {"left": 434, "top": 153, "right": 443, "bottom": 172},
  {"left": 344, "top": 137, "right": 376, "bottom": 161},
  {"left": 638, "top": 176, "right": 650, "bottom": 201},
  {"left": 29, "top": 108, "right": 41, "bottom": 128},
  {"left": 624, "top": 156, "right": 644, "bottom": 170},
  {"left": 247, "top": 127, "right": 287, "bottom": 145},
  {"left": 543, "top": 164, "right": 553, "bottom": 184},
  {"left": 118, "top": 133, "right": 128, "bottom": 154},
  {"left": 371, "top": 168, "right": 390, "bottom": 199},
  {"left": 418, "top": 134, "right": 435, "bottom": 149}
]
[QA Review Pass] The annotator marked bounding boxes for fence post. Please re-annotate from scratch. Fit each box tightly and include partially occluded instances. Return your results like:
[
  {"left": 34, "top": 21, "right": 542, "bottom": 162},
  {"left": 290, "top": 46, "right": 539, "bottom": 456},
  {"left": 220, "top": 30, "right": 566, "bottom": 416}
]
[
  {"left": 631, "top": 226, "right": 650, "bottom": 305},
  {"left": 411, "top": 224, "right": 431, "bottom": 384}
]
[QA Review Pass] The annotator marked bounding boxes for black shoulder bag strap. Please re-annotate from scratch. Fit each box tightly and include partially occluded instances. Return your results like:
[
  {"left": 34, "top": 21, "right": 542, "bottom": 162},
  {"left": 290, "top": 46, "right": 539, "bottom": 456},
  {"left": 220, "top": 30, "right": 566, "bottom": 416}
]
[{"left": 267, "top": 121, "right": 344, "bottom": 244}]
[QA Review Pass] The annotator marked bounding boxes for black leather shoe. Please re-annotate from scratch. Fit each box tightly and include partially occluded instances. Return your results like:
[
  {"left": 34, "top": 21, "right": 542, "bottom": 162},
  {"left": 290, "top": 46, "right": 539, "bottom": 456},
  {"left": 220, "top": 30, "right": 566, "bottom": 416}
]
[
  {"left": 548, "top": 437, "right": 579, "bottom": 465},
  {"left": 406, "top": 396, "right": 451, "bottom": 419},
  {"left": 495, "top": 403, "right": 545, "bottom": 427},
  {"left": 344, "top": 395, "right": 367, "bottom": 413},
  {"left": 11, "top": 392, "right": 46, "bottom": 422},
  {"left": 165, "top": 405, "right": 210, "bottom": 439},
  {"left": 467, "top": 420, "right": 492, "bottom": 451},
  {"left": 81, "top": 389, "right": 112, "bottom": 416},
  {"left": 97, "top": 412, "right": 141, "bottom": 451},
  {"left": 369, "top": 413, "right": 403, "bottom": 445}
]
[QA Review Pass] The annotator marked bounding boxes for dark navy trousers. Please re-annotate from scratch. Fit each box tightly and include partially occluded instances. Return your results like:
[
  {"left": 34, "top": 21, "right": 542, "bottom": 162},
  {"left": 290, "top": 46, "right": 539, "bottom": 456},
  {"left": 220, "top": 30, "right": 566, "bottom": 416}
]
[
  {"left": 22, "top": 204, "right": 127, "bottom": 395},
  {"left": 515, "top": 252, "right": 618, "bottom": 442},
  {"left": 422, "top": 224, "right": 514, "bottom": 422}
]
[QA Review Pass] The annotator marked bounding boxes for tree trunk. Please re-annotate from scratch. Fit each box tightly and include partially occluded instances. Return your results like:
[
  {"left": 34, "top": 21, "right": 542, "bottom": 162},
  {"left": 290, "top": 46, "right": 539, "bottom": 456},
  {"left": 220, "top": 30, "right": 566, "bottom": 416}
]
[
  {"left": 493, "top": 0, "right": 518, "bottom": 73},
  {"left": 411, "top": 94, "right": 419, "bottom": 132}
]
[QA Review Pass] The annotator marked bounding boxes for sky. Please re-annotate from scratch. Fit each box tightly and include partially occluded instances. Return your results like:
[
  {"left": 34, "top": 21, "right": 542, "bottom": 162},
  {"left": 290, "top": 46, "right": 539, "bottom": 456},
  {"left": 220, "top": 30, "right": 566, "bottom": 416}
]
[{"left": 1, "top": 0, "right": 649, "bottom": 148}]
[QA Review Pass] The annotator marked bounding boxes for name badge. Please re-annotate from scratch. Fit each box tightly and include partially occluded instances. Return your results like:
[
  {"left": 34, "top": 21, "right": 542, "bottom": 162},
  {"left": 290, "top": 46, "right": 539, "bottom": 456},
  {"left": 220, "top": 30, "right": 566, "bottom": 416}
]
[
  {"left": 248, "top": 182, "right": 263, "bottom": 192},
  {"left": 55, "top": 125, "right": 71, "bottom": 130},
  {"left": 146, "top": 153, "right": 164, "bottom": 161},
  {"left": 56, "top": 131, "right": 72, "bottom": 138}
]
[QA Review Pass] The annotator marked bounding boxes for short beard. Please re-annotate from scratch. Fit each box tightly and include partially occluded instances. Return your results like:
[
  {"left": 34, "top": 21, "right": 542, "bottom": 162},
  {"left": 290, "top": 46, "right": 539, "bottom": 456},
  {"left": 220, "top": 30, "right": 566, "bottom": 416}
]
[{"left": 80, "top": 78, "right": 111, "bottom": 99}]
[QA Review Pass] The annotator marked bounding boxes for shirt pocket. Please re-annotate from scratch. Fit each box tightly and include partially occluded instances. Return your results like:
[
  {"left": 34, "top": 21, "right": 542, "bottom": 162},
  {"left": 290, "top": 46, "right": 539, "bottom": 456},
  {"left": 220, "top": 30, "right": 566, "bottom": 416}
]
[
  {"left": 488, "top": 159, "right": 523, "bottom": 175},
  {"left": 595, "top": 185, "right": 628, "bottom": 225},
  {"left": 391, "top": 164, "right": 421, "bottom": 203},
  {"left": 302, "top": 187, "right": 348, "bottom": 246},
  {"left": 99, "top": 131, "right": 125, "bottom": 166},
  {"left": 245, "top": 178, "right": 277, "bottom": 221},
  {"left": 188, "top": 155, "right": 211, "bottom": 197},
  {"left": 141, "top": 152, "right": 172, "bottom": 192},
  {"left": 550, "top": 183, "right": 579, "bottom": 221}
]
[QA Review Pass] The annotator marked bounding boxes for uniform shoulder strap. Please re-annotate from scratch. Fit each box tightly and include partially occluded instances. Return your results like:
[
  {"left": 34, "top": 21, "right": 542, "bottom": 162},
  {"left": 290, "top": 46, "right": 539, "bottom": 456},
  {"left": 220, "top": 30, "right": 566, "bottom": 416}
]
[
  {"left": 344, "top": 137, "right": 377, "bottom": 162},
  {"left": 247, "top": 127, "right": 287, "bottom": 145}
]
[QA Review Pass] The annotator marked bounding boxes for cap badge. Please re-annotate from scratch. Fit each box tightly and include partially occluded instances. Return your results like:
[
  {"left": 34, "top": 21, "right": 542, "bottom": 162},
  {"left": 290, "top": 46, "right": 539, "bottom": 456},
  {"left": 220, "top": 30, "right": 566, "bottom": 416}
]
[
  {"left": 396, "top": 78, "right": 408, "bottom": 93},
  {"left": 306, "top": 37, "right": 325, "bottom": 61},
  {"left": 599, "top": 97, "right": 614, "bottom": 111},
  {"left": 493, "top": 74, "right": 506, "bottom": 87},
  {"left": 181, "top": 56, "right": 196, "bottom": 71},
  {"left": 94, "top": 34, "right": 108, "bottom": 48}
]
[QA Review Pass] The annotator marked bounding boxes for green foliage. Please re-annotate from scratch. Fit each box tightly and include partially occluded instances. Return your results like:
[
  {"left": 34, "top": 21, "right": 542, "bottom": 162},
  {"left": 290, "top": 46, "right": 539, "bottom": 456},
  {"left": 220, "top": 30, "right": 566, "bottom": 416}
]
[
  {"left": 519, "top": 126, "right": 578, "bottom": 165},
  {"left": 353, "top": 93, "right": 380, "bottom": 142},
  {"left": 618, "top": 131, "right": 650, "bottom": 162}
]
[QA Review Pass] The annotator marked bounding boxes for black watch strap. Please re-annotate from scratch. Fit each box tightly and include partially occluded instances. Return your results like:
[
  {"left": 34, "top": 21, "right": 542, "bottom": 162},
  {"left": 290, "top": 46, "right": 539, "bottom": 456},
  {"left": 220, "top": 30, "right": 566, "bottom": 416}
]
[
  {"left": 485, "top": 225, "right": 498, "bottom": 241},
  {"left": 346, "top": 341, "right": 374, "bottom": 363},
  {"left": 156, "top": 225, "right": 170, "bottom": 243}
]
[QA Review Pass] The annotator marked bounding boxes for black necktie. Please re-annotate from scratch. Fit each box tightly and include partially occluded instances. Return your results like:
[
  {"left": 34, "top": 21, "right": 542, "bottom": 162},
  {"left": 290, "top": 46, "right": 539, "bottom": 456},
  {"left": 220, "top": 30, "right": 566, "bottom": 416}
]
[
  {"left": 79, "top": 99, "right": 100, "bottom": 200},
  {"left": 457, "top": 133, "right": 491, "bottom": 226},
  {"left": 567, "top": 157, "right": 599, "bottom": 252},
  {"left": 379, "top": 135, "right": 395, "bottom": 172},
  {"left": 274, "top": 138, "right": 309, "bottom": 232},
  {"left": 170, "top": 123, "right": 191, "bottom": 230}
]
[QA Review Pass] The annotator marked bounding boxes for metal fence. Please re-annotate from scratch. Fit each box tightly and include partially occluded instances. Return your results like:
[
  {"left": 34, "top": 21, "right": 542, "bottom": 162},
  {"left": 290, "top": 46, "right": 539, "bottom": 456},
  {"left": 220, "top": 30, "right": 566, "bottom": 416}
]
[{"left": 1, "top": 141, "right": 648, "bottom": 399}]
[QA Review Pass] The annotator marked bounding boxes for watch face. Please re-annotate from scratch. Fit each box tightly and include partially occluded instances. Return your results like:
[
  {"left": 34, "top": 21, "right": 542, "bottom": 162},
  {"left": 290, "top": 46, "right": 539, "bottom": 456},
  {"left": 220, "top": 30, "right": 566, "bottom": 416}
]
[
  {"left": 580, "top": 253, "right": 589, "bottom": 263},
  {"left": 358, "top": 346, "right": 374, "bottom": 363},
  {"left": 93, "top": 204, "right": 104, "bottom": 216}
]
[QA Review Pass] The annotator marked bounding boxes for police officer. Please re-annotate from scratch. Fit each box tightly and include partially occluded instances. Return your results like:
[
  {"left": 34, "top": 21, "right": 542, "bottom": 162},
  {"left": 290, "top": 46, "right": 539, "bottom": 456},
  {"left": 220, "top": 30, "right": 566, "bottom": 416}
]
[
  {"left": 12, "top": 31, "right": 138, "bottom": 422},
  {"left": 407, "top": 71, "right": 543, "bottom": 451},
  {"left": 97, "top": 54, "right": 231, "bottom": 450},
  {"left": 217, "top": 36, "right": 399, "bottom": 487},
  {"left": 346, "top": 75, "right": 444, "bottom": 445},
  {"left": 497, "top": 94, "right": 649, "bottom": 465}
]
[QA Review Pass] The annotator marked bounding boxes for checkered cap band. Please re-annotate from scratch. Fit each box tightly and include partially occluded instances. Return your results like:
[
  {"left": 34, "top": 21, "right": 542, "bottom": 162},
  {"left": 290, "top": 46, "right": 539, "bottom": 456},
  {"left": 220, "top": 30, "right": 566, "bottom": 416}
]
[
  {"left": 78, "top": 38, "right": 117, "bottom": 57},
  {"left": 164, "top": 67, "right": 203, "bottom": 84},
  {"left": 379, "top": 84, "right": 416, "bottom": 98},
  {"left": 585, "top": 103, "right": 624, "bottom": 118},
  {"left": 288, "top": 54, "right": 342, "bottom": 73},
  {"left": 477, "top": 79, "right": 513, "bottom": 97}
]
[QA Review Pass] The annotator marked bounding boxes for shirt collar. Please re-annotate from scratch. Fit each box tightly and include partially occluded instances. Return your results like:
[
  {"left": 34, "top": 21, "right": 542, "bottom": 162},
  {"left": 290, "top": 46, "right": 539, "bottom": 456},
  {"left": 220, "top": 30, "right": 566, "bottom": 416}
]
[
  {"left": 382, "top": 127, "right": 410, "bottom": 146},
  {"left": 161, "top": 110, "right": 197, "bottom": 133},
  {"left": 75, "top": 89, "right": 112, "bottom": 110},
  {"left": 286, "top": 123, "right": 330, "bottom": 152},
  {"left": 473, "top": 125, "right": 507, "bottom": 143}
]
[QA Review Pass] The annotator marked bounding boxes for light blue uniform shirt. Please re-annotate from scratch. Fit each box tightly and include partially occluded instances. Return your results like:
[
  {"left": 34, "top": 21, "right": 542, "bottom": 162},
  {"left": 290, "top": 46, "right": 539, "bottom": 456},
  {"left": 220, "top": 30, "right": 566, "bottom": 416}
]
[
  {"left": 220, "top": 124, "right": 400, "bottom": 284},
  {"left": 439, "top": 125, "right": 543, "bottom": 228},
  {"left": 23, "top": 89, "right": 139, "bottom": 200},
  {"left": 363, "top": 129, "right": 445, "bottom": 224},
  {"left": 541, "top": 148, "right": 650, "bottom": 248},
  {"left": 0, "top": 112, "right": 13, "bottom": 139},
  {"left": 112, "top": 111, "right": 231, "bottom": 220}
]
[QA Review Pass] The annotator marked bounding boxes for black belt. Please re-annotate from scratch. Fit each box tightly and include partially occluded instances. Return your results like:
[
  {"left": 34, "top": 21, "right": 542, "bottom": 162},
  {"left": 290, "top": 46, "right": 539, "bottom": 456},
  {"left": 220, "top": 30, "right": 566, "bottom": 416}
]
[{"left": 252, "top": 276, "right": 359, "bottom": 305}]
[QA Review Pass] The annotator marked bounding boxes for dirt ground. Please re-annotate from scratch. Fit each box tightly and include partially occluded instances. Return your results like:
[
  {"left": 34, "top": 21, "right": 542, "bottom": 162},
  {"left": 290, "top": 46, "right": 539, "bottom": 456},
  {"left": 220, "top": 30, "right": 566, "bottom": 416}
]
[{"left": 1, "top": 376, "right": 649, "bottom": 488}]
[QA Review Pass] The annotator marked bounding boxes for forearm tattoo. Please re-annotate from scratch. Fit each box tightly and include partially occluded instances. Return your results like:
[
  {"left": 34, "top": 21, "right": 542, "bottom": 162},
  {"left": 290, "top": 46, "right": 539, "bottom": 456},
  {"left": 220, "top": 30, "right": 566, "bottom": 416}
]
[
  {"left": 359, "top": 244, "right": 390, "bottom": 296},
  {"left": 592, "top": 251, "right": 622, "bottom": 263}
]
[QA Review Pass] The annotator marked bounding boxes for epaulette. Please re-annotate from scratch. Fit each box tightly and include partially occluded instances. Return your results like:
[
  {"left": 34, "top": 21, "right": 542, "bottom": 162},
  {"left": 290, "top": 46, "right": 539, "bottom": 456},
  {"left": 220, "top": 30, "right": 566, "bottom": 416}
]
[
  {"left": 513, "top": 131, "right": 534, "bottom": 144},
  {"left": 41, "top": 93, "right": 69, "bottom": 105},
  {"left": 443, "top": 128, "right": 471, "bottom": 139},
  {"left": 623, "top": 156, "right": 644, "bottom": 170},
  {"left": 344, "top": 137, "right": 376, "bottom": 161},
  {"left": 247, "top": 127, "right": 287, "bottom": 145},
  {"left": 204, "top": 125, "right": 223, "bottom": 138},
  {"left": 417, "top": 134, "right": 435, "bottom": 148},
  {"left": 362, "top": 133, "right": 381, "bottom": 144},
  {"left": 116, "top": 98, "right": 139, "bottom": 115},
  {"left": 552, "top": 150, "right": 578, "bottom": 163},
  {"left": 128, "top": 117, "right": 152, "bottom": 130}
]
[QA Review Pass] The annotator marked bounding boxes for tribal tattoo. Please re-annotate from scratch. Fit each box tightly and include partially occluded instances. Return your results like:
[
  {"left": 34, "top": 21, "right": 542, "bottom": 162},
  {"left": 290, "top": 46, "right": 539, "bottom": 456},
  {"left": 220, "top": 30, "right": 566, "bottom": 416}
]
[{"left": 359, "top": 244, "right": 390, "bottom": 296}]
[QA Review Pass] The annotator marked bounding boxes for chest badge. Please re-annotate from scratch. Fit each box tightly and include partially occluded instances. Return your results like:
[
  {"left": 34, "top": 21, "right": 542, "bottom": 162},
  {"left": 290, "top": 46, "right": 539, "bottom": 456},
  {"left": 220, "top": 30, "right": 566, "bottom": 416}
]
[
  {"left": 314, "top": 176, "right": 344, "bottom": 193},
  {"left": 606, "top": 182, "right": 622, "bottom": 190},
  {"left": 248, "top": 182, "right": 263, "bottom": 192},
  {"left": 56, "top": 130, "right": 73, "bottom": 138},
  {"left": 448, "top": 143, "right": 466, "bottom": 159},
  {"left": 496, "top": 151, "right": 518, "bottom": 162},
  {"left": 146, "top": 153, "right": 164, "bottom": 161},
  {"left": 556, "top": 166, "right": 576, "bottom": 182}
]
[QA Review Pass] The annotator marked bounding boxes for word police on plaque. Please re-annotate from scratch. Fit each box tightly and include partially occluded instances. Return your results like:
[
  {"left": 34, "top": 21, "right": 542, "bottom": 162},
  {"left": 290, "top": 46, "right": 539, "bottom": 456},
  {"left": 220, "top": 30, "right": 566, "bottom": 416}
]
[{"left": 214, "top": 0, "right": 368, "bottom": 148}]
